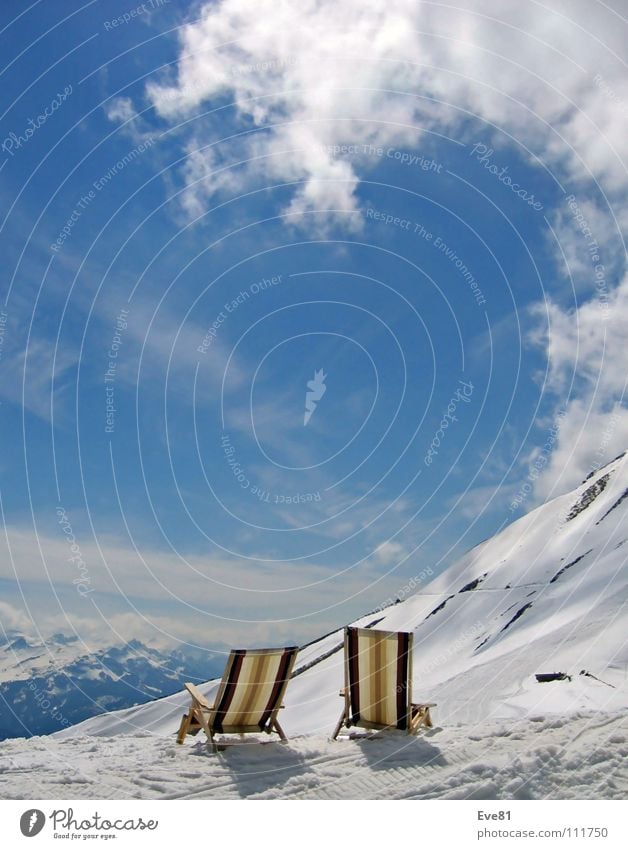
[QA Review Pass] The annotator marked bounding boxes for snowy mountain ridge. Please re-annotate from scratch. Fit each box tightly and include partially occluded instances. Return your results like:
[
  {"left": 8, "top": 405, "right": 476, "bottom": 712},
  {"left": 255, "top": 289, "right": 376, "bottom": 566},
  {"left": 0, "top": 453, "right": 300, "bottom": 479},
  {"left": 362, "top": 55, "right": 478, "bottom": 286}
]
[
  {"left": 0, "top": 633, "right": 223, "bottom": 739},
  {"left": 57, "top": 451, "right": 628, "bottom": 740}
]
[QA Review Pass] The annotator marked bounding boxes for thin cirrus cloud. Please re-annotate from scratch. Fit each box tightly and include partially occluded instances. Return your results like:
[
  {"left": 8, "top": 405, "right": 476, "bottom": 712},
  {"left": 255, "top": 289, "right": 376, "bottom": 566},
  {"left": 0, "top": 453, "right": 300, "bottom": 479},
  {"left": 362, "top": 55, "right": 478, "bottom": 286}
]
[
  {"left": 0, "top": 523, "right": 406, "bottom": 646},
  {"left": 135, "top": 0, "right": 628, "bottom": 499},
  {"left": 0, "top": 333, "right": 77, "bottom": 423}
]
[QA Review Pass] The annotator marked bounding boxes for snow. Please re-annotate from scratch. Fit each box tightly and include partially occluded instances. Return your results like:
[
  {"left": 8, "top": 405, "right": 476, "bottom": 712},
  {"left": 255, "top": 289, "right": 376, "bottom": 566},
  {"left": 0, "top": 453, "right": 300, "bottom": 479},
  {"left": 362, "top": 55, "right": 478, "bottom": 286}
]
[
  {"left": 0, "top": 712, "right": 625, "bottom": 799},
  {"left": 1, "top": 453, "right": 627, "bottom": 798}
]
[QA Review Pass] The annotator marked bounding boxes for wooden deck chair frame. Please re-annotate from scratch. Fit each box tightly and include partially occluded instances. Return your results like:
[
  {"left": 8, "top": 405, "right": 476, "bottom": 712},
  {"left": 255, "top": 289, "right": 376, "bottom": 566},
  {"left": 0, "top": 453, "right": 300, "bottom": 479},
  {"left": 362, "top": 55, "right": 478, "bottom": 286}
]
[
  {"left": 176, "top": 646, "right": 298, "bottom": 752},
  {"left": 332, "top": 626, "right": 436, "bottom": 739}
]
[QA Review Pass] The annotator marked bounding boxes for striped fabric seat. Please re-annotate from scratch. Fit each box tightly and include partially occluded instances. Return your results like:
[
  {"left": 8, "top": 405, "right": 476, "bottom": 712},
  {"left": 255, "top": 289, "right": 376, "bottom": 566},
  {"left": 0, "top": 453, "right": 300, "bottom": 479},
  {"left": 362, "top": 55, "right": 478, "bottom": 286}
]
[
  {"left": 177, "top": 646, "right": 298, "bottom": 751},
  {"left": 332, "top": 626, "right": 436, "bottom": 739}
]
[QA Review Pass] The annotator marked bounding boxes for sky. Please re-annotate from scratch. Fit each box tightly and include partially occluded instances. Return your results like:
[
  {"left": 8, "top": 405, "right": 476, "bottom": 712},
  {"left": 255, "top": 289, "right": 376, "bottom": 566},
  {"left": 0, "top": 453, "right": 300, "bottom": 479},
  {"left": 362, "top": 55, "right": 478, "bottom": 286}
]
[{"left": 0, "top": 0, "right": 626, "bottom": 654}]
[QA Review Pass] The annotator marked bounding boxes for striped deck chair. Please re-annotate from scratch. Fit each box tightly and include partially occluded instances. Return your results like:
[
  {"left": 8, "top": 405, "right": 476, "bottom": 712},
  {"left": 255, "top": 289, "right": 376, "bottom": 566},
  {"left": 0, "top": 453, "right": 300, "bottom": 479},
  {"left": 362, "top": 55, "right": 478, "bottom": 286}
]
[
  {"left": 332, "top": 626, "right": 435, "bottom": 739},
  {"left": 176, "top": 646, "right": 298, "bottom": 751}
]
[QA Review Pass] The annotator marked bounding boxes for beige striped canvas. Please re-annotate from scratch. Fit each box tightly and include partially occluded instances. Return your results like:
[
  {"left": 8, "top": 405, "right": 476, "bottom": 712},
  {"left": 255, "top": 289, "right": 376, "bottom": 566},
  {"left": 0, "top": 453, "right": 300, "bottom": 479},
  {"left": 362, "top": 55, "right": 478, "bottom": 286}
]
[
  {"left": 345, "top": 627, "right": 413, "bottom": 731},
  {"left": 210, "top": 647, "right": 298, "bottom": 733}
]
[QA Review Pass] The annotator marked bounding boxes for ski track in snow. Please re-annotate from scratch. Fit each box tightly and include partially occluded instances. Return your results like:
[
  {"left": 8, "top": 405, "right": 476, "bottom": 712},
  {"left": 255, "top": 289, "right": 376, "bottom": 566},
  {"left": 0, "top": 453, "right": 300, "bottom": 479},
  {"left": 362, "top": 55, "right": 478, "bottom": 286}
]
[{"left": 0, "top": 711, "right": 626, "bottom": 800}]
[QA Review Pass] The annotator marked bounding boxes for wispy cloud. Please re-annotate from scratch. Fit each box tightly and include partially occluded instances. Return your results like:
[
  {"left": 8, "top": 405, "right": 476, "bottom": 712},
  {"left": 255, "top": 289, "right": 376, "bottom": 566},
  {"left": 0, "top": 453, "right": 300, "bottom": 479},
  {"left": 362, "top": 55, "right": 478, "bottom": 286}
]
[
  {"left": 0, "top": 332, "right": 77, "bottom": 422},
  {"left": 0, "top": 522, "right": 409, "bottom": 648}
]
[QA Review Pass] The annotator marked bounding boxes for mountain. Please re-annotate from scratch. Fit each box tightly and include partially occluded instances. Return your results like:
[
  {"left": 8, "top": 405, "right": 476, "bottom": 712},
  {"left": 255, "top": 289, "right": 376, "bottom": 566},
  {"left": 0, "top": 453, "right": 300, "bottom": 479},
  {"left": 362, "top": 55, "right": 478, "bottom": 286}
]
[
  {"left": 0, "top": 633, "right": 223, "bottom": 739},
  {"left": 61, "top": 451, "right": 628, "bottom": 738},
  {"left": 1, "top": 453, "right": 627, "bottom": 798}
]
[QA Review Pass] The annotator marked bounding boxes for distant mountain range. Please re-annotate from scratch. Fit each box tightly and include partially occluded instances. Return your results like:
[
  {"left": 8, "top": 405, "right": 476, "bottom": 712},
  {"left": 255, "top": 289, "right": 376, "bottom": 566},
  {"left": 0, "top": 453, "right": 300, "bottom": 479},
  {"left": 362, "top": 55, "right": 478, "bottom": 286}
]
[{"left": 0, "top": 632, "right": 224, "bottom": 739}]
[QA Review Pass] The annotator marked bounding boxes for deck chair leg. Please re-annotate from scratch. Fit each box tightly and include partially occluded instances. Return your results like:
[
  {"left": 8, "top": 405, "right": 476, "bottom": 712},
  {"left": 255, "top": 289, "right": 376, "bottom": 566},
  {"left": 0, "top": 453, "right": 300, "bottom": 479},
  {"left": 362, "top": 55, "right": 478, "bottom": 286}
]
[
  {"left": 192, "top": 706, "right": 217, "bottom": 753},
  {"left": 206, "top": 727, "right": 218, "bottom": 753},
  {"left": 176, "top": 712, "right": 192, "bottom": 744},
  {"left": 409, "top": 706, "right": 432, "bottom": 735},
  {"left": 273, "top": 718, "right": 288, "bottom": 742},
  {"left": 331, "top": 707, "right": 347, "bottom": 740}
]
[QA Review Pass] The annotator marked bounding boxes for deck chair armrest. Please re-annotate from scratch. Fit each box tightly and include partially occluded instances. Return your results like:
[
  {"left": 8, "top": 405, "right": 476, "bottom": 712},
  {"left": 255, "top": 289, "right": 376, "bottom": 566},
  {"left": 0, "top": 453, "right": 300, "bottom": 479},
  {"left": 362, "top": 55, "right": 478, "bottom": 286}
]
[
  {"left": 411, "top": 701, "right": 437, "bottom": 708},
  {"left": 184, "top": 682, "right": 215, "bottom": 711}
]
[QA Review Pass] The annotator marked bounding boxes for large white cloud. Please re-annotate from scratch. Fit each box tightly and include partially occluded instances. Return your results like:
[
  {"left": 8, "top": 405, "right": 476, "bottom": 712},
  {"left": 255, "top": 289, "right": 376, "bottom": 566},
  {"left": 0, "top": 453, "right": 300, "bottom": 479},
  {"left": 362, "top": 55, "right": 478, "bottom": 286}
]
[
  {"left": 139, "top": 0, "right": 628, "bottom": 498},
  {"left": 528, "top": 273, "right": 628, "bottom": 495},
  {"left": 145, "top": 0, "right": 627, "bottom": 222}
]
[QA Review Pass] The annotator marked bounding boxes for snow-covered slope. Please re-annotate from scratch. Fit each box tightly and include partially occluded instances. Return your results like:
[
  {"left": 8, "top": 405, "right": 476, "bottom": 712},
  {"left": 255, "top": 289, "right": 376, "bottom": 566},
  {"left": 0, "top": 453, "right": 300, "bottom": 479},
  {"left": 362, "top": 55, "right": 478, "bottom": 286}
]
[
  {"left": 1, "top": 454, "right": 627, "bottom": 799},
  {"left": 58, "top": 453, "right": 628, "bottom": 741}
]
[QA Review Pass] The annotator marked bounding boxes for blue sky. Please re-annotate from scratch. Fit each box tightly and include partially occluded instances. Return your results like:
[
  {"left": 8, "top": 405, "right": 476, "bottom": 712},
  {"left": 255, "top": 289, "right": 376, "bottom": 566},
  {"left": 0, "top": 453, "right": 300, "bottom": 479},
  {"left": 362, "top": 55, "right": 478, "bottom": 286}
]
[{"left": 1, "top": 0, "right": 626, "bottom": 652}]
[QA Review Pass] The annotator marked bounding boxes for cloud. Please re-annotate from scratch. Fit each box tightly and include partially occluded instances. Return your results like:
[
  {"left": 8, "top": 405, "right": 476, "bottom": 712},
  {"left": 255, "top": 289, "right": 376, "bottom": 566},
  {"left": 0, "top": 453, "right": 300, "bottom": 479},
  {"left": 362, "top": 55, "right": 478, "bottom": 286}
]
[
  {"left": 0, "top": 333, "right": 77, "bottom": 422},
  {"left": 547, "top": 196, "right": 624, "bottom": 294},
  {"left": 0, "top": 597, "right": 197, "bottom": 653},
  {"left": 142, "top": 0, "right": 628, "bottom": 229},
  {"left": 527, "top": 274, "right": 628, "bottom": 496},
  {"left": 447, "top": 484, "right": 516, "bottom": 521},
  {"left": 135, "top": 0, "right": 628, "bottom": 508},
  {"left": 373, "top": 540, "right": 406, "bottom": 565},
  {"left": 109, "top": 291, "right": 245, "bottom": 391},
  {"left": 532, "top": 402, "right": 628, "bottom": 499},
  {"left": 0, "top": 600, "right": 31, "bottom": 634},
  {"left": 0, "top": 522, "right": 408, "bottom": 647},
  {"left": 145, "top": 0, "right": 429, "bottom": 229},
  {"left": 105, "top": 97, "right": 137, "bottom": 124}
]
